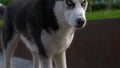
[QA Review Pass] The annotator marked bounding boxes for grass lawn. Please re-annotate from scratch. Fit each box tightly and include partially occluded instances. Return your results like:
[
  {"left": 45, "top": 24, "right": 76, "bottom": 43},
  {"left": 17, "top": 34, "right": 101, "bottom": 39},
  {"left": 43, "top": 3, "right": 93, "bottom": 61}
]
[
  {"left": 86, "top": 9, "right": 120, "bottom": 20},
  {"left": 0, "top": 19, "right": 2, "bottom": 26}
]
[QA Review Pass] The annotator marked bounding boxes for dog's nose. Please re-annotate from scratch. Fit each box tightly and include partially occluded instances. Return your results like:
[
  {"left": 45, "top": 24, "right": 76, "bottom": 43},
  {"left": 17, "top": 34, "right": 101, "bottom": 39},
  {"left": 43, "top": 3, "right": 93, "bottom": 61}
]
[{"left": 76, "top": 18, "right": 85, "bottom": 28}]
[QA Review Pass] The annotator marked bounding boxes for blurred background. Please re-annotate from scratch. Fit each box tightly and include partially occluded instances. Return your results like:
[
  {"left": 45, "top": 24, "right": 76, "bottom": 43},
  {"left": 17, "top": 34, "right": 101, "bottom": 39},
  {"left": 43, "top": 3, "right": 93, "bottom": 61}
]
[
  {"left": 88, "top": 0, "right": 120, "bottom": 11},
  {"left": 87, "top": 0, "right": 120, "bottom": 20}
]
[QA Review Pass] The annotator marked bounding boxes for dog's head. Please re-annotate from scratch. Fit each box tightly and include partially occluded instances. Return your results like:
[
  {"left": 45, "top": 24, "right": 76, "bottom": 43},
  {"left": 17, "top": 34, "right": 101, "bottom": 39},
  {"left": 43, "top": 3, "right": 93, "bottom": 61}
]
[{"left": 54, "top": 0, "right": 88, "bottom": 29}]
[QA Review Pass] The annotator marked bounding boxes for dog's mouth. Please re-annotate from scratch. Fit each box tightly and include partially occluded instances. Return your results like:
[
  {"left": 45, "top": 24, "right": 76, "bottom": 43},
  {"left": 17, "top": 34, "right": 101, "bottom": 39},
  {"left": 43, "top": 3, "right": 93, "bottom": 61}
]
[
  {"left": 76, "top": 23, "right": 84, "bottom": 28},
  {"left": 74, "top": 26, "right": 85, "bottom": 30}
]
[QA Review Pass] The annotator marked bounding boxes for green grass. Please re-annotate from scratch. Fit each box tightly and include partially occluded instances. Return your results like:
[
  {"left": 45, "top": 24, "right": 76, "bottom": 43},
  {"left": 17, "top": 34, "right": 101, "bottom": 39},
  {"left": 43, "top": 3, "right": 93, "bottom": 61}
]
[
  {"left": 86, "top": 9, "right": 120, "bottom": 20},
  {"left": 0, "top": 19, "right": 3, "bottom": 26}
]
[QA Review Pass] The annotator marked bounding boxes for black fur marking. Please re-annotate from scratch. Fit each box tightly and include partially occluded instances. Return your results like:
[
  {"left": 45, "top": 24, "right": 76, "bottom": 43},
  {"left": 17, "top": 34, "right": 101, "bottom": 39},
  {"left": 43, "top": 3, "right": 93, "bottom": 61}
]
[
  {"left": 2, "top": 0, "right": 59, "bottom": 57},
  {"left": 1, "top": 7, "right": 14, "bottom": 49},
  {"left": 1, "top": 22, "right": 14, "bottom": 49},
  {"left": 34, "top": 0, "right": 59, "bottom": 33}
]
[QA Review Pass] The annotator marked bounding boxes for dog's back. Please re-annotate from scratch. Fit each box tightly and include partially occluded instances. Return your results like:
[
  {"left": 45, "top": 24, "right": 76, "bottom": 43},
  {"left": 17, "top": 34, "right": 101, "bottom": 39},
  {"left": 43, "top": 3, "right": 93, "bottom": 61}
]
[
  {"left": 1, "top": 0, "right": 30, "bottom": 49},
  {"left": 4, "top": 0, "right": 33, "bottom": 22}
]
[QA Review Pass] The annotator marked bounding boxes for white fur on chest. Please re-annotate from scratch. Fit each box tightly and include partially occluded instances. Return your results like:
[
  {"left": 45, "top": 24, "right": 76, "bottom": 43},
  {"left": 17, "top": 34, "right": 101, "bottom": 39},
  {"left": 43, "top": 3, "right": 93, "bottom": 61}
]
[
  {"left": 40, "top": 1, "right": 76, "bottom": 56},
  {"left": 41, "top": 28, "right": 74, "bottom": 55}
]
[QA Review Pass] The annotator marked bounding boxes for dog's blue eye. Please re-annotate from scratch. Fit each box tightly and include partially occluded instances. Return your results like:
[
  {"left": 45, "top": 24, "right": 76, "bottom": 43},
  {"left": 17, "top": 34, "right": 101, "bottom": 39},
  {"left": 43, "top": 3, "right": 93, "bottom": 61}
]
[{"left": 66, "top": 0, "right": 75, "bottom": 9}]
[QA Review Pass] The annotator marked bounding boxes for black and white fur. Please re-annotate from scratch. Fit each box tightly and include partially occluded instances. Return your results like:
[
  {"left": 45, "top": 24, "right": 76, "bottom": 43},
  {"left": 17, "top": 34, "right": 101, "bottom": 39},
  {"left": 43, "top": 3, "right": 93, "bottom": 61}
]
[{"left": 1, "top": 0, "right": 88, "bottom": 68}]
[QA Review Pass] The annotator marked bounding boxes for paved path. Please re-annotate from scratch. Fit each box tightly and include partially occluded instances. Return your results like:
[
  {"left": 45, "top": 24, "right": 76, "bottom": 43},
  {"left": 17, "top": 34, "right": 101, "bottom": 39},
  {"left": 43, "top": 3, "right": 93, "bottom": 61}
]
[{"left": 0, "top": 56, "right": 32, "bottom": 68}]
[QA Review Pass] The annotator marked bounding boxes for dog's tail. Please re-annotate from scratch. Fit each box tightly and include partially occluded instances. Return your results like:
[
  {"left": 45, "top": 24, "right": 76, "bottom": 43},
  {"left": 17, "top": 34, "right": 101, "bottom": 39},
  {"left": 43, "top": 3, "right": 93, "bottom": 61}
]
[{"left": 0, "top": 3, "right": 5, "bottom": 18}]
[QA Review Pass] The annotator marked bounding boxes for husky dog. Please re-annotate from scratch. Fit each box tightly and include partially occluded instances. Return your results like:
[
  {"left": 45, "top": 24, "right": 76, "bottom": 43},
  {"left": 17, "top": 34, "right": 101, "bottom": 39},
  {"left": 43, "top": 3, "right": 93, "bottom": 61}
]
[{"left": 1, "top": 0, "right": 88, "bottom": 68}]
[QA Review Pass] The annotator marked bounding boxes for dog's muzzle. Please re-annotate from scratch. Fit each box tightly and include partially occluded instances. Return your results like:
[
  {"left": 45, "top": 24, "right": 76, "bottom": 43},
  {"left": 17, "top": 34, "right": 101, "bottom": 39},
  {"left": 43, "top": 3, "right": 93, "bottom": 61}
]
[{"left": 76, "top": 18, "right": 86, "bottom": 28}]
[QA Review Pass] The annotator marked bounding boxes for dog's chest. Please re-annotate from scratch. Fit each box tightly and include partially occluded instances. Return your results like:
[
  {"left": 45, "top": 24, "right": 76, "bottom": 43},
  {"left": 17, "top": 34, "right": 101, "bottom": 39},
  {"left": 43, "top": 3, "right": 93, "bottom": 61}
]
[{"left": 41, "top": 28, "right": 74, "bottom": 54}]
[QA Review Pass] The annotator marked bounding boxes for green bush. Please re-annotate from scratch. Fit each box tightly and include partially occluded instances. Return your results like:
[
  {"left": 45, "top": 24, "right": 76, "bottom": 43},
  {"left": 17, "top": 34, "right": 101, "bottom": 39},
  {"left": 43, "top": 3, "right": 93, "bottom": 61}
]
[
  {"left": 0, "top": 0, "right": 11, "bottom": 5},
  {"left": 91, "top": 3, "right": 107, "bottom": 11},
  {"left": 111, "top": 2, "right": 120, "bottom": 9},
  {"left": 88, "top": 2, "right": 120, "bottom": 11}
]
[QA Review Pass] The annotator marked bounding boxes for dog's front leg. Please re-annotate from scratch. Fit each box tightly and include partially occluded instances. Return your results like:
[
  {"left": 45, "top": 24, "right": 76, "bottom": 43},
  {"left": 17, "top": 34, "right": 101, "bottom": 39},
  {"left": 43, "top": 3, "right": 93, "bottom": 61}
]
[
  {"left": 41, "top": 56, "right": 53, "bottom": 68},
  {"left": 53, "top": 51, "right": 67, "bottom": 68},
  {"left": 30, "top": 50, "right": 41, "bottom": 68}
]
